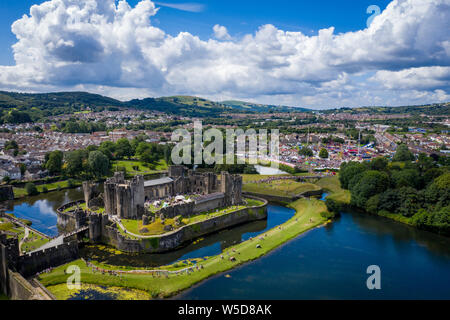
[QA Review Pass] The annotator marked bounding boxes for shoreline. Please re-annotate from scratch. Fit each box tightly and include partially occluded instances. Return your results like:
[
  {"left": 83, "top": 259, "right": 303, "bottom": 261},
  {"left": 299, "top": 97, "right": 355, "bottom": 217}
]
[
  {"left": 39, "top": 198, "right": 329, "bottom": 299},
  {"left": 172, "top": 220, "right": 328, "bottom": 300}
]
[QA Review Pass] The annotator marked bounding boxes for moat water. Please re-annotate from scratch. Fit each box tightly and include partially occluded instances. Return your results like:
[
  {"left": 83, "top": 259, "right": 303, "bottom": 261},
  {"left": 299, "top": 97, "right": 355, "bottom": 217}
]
[{"left": 7, "top": 189, "right": 450, "bottom": 299}]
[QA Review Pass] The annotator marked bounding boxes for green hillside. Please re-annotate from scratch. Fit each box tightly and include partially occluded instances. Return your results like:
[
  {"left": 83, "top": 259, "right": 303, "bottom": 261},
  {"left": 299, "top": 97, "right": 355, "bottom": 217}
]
[
  {"left": 0, "top": 91, "right": 124, "bottom": 122},
  {"left": 222, "top": 100, "right": 308, "bottom": 113}
]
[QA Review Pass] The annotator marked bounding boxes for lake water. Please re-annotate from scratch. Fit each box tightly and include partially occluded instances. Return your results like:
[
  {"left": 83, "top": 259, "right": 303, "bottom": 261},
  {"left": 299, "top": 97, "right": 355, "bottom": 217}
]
[
  {"left": 178, "top": 211, "right": 450, "bottom": 300},
  {"left": 5, "top": 187, "right": 84, "bottom": 237},
  {"left": 254, "top": 165, "right": 287, "bottom": 175},
  {"left": 7, "top": 189, "right": 450, "bottom": 299}
]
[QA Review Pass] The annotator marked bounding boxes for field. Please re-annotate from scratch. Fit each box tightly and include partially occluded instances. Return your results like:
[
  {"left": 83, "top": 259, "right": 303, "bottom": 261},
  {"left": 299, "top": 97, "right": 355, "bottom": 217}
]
[
  {"left": 112, "top": 159, "right": 168, "bottom": 176},
  {"left": 241, "top": 174, "right": 289, "bottom": 183},
  {"left": 63, "top": 202, "right": 105, "bottom": 215},
  {"left": 119, "top": 200, "right": 261, "bottom": 237},
  {"left": 243, "top": 179, "right": 321, "bottom": 197},
  {"left": 21, "top": 230, "right": 50, "bottom": 253},
  {"left": 13, "top": 180, "right": 82, "bottom": 198},
  {"left": 39, "top": 198, "right": 328, "bottom": 300},
  {"left": 316, "top": 176, "right": 351, "bottom": 204}
]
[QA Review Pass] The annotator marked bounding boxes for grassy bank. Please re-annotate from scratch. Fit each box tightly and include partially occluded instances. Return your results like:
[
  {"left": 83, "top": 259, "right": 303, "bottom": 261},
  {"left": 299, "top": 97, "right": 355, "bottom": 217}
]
[
  {"left": 13, "top": 180, "right": 82, "bottom": 198},
  {"left": 112, "top": 159, "right": 168, "bottom": 176},
  {"left": 39, "top": 198, "right": 328, "bottom": 300},
  {"left": 316, "top": 176, "right": 351, "bottom": 204},
  {"left": 243, "top": 179, "right": 321, "bottom": 198}
]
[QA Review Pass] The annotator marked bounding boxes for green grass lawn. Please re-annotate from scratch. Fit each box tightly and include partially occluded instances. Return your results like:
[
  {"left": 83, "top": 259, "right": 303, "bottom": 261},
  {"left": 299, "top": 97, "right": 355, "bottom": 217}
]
[
  {"left": 243, "top": 179, "right": 321, "bottom": 197},
  {"left": 39, "top": 198, "right": 328, "bottom": 300},
  {"left": 316, "top": 176, "right": 351, "bottom": 204},
  {"left": 376, "top": 211, "right": 414, "bottom": 225},
  {"left": 14, "top": 180, "right": 82, "bottom": 198},
  {"left": 21, "top": 230, "right": 50, "bottom": 253},
  {"left": 121, "top": 201, "right": 256, "bottom": 237},
  {"left": 0, "top": 293, "right": 9, "bottom": 300},
  {"left": 241, "top": 174, "right": 290, "bottom": 183},
  {"left": 63, "top": 202, "right": 105, "bottom": 215},
  {"left": 112, "top": 159, "right": 168, "bottom": 176}
]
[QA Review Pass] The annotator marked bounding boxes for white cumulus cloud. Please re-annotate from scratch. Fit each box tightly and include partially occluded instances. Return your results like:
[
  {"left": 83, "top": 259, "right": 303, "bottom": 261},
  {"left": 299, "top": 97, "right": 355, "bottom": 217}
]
[
  {"left": 0, "top": 0, "right": 449, "bottom": 108},
  {"left": 213, "top": 24, "right": 232, "bottom": 41}
]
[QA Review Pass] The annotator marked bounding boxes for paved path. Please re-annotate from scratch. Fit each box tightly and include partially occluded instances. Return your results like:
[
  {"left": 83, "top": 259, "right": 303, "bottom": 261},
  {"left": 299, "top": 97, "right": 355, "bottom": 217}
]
[
  {"left": 19, "top": 227, "right": 30, "bottom": 253},
  {"left": 30, "top": 226, "right": 89, "bottom": 253}
]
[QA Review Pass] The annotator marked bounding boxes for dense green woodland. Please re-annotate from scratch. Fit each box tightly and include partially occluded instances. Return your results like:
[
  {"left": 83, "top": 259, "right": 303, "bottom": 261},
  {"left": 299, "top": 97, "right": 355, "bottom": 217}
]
[{"left": 339, "top": 145, "right": 450, "bottom": 235}]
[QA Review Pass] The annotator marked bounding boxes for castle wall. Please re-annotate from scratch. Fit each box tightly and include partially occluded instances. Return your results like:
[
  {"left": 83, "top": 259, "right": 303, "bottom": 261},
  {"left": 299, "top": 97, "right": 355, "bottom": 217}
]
[
  {"left": 56, "top": 200, "right": 86, "bottom": 233},
  {"left": 193, "top": 197, "right": 225, "bottom": 214},
  {"left": 0, "top": 185, "right": 14, "bottom": 201},
  {"left": 17, "top": 242, "right": 79, "bottom": 278},
  {"left": 100, "top": 196, "right": 268, "bottom": 254},
  {"left": 0, "top": 241, "right": 9, "bottom": 296},
  {"left": 7, "top": 270, "right": 37, "bottom": 300}
]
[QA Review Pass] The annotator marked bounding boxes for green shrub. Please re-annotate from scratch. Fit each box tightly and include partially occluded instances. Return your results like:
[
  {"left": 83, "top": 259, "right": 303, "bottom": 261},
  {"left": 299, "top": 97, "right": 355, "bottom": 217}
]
[
  {"left": 25, "top": 183, "right": 39, "bottom": 196},
  {"left": 320, "top": 211, "right": 335, "bottom": 219},
  {"left": 67, "top": 179, "right": 76, "bottom": 188}
]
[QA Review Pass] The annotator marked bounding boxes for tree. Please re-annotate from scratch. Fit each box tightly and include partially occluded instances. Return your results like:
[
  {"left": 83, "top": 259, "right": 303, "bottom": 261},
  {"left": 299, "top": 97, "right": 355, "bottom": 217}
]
[
  {"left": 350, "top": 170, "right": 389, "bottom": 208},
  {"left": 397, "top": 187, "right": 421, "bottom": 217},
  {"left": 299, "top": 147, "right": 313, "bottom": 157},
  {"left": 99, "top": 141, "right": 116, "bottom": 160},
  {"left": 339, "top": 162, "right": 367, "bottom": 189},
  {"left": 393, "top": 144, "right": 415, "bottom": 162},
  {"left": 392, "top": 169, "right": 420, "bottom": 189},
  {"left": 115, "top": 138, "right": 133, "bottom": 159},
  {"left": 19, "top": 163, "right": 27, "bottom": 176},
  {"left": 378, "top": 189, "right": 400, "bottom": 213},
  {"left": 369, "top": 157, "right": 388, "bottom": 171},
  {"left": 325, "top": 198, "right": 341, "bottom": 214},
  {"left": 319, "top": 148, "right": 329, "bottom": 159},
  {"left": 88, "top": 151, "right": 110, "bottom": 178},
  {"left": 25, "top": 183, "right": 39, "bottom": 196},
  {"left": 2, "top": 110, "right": 32, "bottom": 124},
  {"left": 366, "top": 195, "right": 380, "bottom": 214},
  {"left": 45, "top": 151, "right": 63, "bottom": 175},
  {"left": 65, "top": 150, "right": 84, "bottom": 177}
]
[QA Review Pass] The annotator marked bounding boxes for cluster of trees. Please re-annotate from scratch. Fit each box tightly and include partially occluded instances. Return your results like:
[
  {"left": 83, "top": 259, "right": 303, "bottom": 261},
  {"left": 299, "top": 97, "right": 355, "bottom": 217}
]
[
  {"left": 339, "top": 146, "right": 449, "bottom": 235},
  {"left": 44, "top": 136, "right": 170, "bottom": 179},
  {"left": 4, "top": 140, "right": 19, "bottom": 156},
  {"left": 1, "top": 110, "right": 32, "bottom": 124},
  {"left": 60, "top": 120, "right": 107, "bottom": 134},
  {"left": 322, "top": 136, "right": 345, "bottom": 144}
]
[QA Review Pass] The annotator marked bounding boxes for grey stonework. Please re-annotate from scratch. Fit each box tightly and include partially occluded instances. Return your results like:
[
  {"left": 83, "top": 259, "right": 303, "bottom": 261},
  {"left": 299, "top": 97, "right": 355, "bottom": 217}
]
[{"left": 103, "top": 173, "right": 145, "bottom": 219}]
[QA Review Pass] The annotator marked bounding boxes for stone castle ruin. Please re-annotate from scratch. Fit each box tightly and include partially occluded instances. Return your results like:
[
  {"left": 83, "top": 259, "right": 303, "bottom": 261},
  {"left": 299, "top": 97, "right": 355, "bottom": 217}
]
[
  {"left": 55, "top": 166, "right": 264, "bottom": 255},
  {"left": 103, "top": 172, "right": 145, "bottom": 219},
  {"left": 97, "top": 166, "right": 243, "bottom": 220}
]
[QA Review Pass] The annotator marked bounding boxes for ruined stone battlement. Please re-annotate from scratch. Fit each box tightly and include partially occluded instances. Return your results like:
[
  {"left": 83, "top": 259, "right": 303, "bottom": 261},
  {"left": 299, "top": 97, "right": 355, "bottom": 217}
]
[{"left": 104, "top": 173, "right": 145, "bottom": 219}]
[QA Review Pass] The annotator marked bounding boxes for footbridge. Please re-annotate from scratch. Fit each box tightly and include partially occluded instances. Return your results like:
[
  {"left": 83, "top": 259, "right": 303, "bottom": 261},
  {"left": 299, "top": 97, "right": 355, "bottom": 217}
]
[{"left": 30, "top": 226, "right": 89, "bottom": 253}]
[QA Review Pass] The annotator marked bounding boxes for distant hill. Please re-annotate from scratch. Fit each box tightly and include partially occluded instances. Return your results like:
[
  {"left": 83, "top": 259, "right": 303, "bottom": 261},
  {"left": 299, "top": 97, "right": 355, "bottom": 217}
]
[
  {"left": 126, "top": 96, "right": 233, "bottom": 117},
  {"left": 0, "top": 91, "right": 447, "bottom": 124},
  {"left": 323, "top": 102, "right": 450, "bottom": 116},
  {"left": 0, "top": 91, "right": 125, "bottom": 122},
  {"left": 221, "top": 100, "right": 309, "bottom": 113}
]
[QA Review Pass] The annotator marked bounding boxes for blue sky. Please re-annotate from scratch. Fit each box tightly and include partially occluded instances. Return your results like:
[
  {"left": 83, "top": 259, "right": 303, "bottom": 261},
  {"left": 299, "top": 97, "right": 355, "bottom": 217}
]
[
  {"left": 0, "top": 0, "right": 392, "bottom": 66},
  {"left": 0, "top": 0, "right": 448, "bottom": 108}
]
